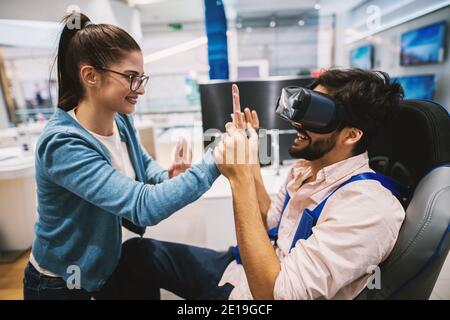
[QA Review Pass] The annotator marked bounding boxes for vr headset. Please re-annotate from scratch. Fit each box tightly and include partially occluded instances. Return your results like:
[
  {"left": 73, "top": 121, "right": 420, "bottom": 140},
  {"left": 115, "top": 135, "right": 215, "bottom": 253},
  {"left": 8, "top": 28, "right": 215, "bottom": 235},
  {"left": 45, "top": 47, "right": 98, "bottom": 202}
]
[{"left": 275, "top": 86, "right": 366, "bottom": 134}]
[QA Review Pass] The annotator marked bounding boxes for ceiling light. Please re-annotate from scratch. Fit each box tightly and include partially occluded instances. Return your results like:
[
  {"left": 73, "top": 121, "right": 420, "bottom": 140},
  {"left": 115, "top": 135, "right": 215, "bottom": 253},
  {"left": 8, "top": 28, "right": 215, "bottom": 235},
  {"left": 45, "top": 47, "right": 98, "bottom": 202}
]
[
  {"left": 128, "top": 0, "right": 165, "bottom": 6},
  {"left": 144, "top": 36, "right": 207, "bottom": 64}
]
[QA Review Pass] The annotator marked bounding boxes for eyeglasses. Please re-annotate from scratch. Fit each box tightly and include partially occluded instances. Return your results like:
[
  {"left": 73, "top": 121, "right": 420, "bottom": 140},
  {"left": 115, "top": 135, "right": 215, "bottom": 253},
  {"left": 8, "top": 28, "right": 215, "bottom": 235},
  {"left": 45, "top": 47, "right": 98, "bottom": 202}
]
[{"left": 95, "top": 66, "right": 149, "bottom": 92}]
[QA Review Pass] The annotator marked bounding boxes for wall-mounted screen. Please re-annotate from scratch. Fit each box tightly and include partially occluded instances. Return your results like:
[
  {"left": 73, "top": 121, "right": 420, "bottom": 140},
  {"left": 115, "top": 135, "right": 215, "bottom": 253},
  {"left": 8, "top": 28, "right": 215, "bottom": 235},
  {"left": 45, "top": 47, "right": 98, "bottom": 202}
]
[
  {"left": 400, "top": 21, "right": 447, "bottom": 66},
  {"left": 392, "top": 74, "right": 436, "bottom": 100},
  {"left": 350, "top": 44, "right": 374, "bottom": 69}
]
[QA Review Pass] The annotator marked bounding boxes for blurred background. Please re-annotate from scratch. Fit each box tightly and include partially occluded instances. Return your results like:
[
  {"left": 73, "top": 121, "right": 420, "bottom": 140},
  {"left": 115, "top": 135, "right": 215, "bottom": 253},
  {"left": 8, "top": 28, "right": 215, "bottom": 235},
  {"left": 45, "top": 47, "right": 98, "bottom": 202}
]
[
  {"left": 0, "top": 0, "right": 449, "bottom": 167},
  {"left": 0, "top": 1, "right": 448, "bottom": 127},
  {"left": 0, "top": 0, "right": 449, "bottom": 299}
]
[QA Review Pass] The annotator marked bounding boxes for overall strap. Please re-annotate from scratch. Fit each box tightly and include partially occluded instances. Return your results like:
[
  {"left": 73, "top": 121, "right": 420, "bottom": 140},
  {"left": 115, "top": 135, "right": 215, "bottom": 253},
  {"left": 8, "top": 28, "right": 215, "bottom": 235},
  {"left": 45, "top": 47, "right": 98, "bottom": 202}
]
[
  {"left": 288, "top": 172, "right": 403, "bottom": 251},
  {"left": 233, "top": 172, "right": 405, "bottom": 264},
  {"left": 267, "top": 190, "right": 291, "bottom": 242}
]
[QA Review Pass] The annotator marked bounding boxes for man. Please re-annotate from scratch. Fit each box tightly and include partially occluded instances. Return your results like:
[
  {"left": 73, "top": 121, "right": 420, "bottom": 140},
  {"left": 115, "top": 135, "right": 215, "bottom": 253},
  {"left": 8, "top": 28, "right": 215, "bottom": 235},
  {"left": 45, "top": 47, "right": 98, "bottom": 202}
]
[{"left": 115, "top": 68, "right": 406, "bottom": 300}]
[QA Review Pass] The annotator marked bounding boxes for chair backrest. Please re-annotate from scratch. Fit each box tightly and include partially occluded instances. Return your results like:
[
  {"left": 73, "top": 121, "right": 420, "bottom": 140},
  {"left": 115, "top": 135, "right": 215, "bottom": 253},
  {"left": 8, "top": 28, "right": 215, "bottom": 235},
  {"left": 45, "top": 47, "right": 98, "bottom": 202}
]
[{"left": 356, "top": 100, "right": 450, "bottom": 300}]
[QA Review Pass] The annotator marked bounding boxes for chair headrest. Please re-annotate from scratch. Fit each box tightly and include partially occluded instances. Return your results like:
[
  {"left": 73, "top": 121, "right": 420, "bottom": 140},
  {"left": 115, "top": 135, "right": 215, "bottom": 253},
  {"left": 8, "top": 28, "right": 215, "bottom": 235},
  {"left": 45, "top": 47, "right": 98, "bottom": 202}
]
[{"left": 368, "top": 100, "right": 450, "bottom": 206}]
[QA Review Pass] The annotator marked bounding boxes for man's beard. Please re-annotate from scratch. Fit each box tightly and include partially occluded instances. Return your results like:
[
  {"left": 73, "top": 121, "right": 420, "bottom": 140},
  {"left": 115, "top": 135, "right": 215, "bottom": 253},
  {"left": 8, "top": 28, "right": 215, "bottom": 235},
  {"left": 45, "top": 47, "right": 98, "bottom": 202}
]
[{"left": 289, "top": 129, "right": 339, "bottom": 161}]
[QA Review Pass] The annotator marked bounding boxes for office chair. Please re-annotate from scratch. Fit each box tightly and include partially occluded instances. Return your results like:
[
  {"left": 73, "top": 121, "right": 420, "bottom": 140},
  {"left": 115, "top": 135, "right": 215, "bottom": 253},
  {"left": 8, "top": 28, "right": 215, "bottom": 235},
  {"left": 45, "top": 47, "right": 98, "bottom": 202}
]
[{"left": 356, "top": 99, "right": 450, "bottom": 300}]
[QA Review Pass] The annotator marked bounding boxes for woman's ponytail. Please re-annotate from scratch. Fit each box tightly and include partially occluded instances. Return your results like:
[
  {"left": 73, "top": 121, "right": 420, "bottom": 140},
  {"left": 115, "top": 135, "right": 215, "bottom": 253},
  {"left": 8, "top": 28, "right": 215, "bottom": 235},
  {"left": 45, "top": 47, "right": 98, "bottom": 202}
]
[{"left": 57, "top": 13, "right": 91, "bottom": 110}]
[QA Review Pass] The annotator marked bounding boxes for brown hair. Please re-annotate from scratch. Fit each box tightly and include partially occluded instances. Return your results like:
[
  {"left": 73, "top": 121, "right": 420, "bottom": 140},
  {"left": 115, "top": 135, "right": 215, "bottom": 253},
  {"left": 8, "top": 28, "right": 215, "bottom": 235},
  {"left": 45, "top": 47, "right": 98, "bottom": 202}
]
[
  {"left": 312, "top": 68, "right": 404, "bottom": 155},
  {"left": 56, "top": 13, "right": 141, "bottom": 111}
]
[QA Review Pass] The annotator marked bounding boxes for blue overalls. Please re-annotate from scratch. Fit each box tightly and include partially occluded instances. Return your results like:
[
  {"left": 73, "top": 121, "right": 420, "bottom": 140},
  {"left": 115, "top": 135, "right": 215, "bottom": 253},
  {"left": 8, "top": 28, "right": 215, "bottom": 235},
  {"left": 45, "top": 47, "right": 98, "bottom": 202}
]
[{"left": 233, "top": 172, "right": 405, "bottom": 264}]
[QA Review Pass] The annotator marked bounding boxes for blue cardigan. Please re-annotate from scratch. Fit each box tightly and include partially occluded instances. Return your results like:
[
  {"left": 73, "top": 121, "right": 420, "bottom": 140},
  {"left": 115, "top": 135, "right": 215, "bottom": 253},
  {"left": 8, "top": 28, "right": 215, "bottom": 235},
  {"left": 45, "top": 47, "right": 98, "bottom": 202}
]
[{"left": 32, "top": 107, "right": 220, "bottom": 291}]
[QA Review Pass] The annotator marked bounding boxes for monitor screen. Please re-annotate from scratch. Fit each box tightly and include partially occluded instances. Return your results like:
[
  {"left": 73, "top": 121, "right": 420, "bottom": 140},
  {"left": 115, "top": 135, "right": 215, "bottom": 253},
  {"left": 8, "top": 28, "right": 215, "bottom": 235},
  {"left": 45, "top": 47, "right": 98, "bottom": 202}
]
[
  {"left": 400, "top": 21, "right": 447, "bottom": 66},
  {"left": 350, "top": 44, "right": 374, "bottom": 70},
  {"left": 392, "top": 74, "right": 436, "bottom": 100},
  {"left": 199, "top": 77, "right": 315, "bottom": 164}
]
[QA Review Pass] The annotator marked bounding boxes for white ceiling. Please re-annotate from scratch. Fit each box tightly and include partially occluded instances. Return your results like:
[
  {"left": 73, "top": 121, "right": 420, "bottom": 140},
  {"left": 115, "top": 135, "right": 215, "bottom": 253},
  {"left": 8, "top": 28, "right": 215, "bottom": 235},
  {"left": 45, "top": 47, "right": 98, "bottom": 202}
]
[
  {"left": 136, "top": 0, "right": 368, "bottom": 25},
  {"left": 136, "top": 0, "right": 205, "bottom": 25},
  {"left": 0, "top": 0, "right": 369, "bottom": 27}
]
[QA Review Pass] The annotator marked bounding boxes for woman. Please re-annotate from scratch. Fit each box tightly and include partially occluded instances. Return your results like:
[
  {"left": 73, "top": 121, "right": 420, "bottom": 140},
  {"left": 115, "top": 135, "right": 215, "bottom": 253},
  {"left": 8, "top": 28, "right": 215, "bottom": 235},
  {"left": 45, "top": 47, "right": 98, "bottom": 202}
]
[{"left": 23, "top": 13, "right": 220, "bottom": 300}]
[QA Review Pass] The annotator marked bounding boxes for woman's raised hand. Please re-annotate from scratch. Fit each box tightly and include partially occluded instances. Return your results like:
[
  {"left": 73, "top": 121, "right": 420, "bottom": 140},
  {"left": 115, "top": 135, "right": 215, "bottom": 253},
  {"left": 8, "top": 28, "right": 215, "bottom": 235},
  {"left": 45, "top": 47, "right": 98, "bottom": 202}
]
[{"left": 168, "top": 137, "right": 192, "bottom": 178}]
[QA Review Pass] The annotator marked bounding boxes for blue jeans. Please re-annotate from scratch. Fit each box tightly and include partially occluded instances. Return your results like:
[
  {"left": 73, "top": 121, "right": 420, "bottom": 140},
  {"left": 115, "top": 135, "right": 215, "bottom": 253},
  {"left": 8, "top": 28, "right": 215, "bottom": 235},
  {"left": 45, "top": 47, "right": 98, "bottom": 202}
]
[
  {"left": 23, "top": 238, "right": 234, "bottom": 300},
  {"left": 23, "top": 263, "right": 91, "bottom": 300}
]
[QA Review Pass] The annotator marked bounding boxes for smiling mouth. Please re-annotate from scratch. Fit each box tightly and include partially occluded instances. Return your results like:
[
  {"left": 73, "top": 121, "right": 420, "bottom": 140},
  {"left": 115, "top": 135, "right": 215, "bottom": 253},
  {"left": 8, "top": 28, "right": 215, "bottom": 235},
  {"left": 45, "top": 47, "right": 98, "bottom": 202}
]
[
  {"left": 296, "top": 131, "right": 309, "bottom": 141},
  {"left": 125, "top": 96, "right": 138, "bottom": 104},
  {"left": 295, "top": 126, "right": 310, "bottom": 141},
  {"left": 292, "top": 126, "right": 310, "bottom": 146}
]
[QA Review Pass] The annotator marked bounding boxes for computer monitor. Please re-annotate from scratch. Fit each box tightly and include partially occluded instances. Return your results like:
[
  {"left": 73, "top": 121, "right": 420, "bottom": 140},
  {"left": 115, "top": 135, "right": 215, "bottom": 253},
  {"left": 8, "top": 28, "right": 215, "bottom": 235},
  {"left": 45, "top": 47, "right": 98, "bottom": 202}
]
[
  {"left": 400, "top": 21, "right": 447, "bottom": 66},
  {"left": 392, "top": 74, "right": 436, "bottom": 100},
  {"left": 199, "top": 76, "right": 315, "bottom": 165},
  {"left": 350, "top": 44, "right": 374, "bottom": 70}
]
